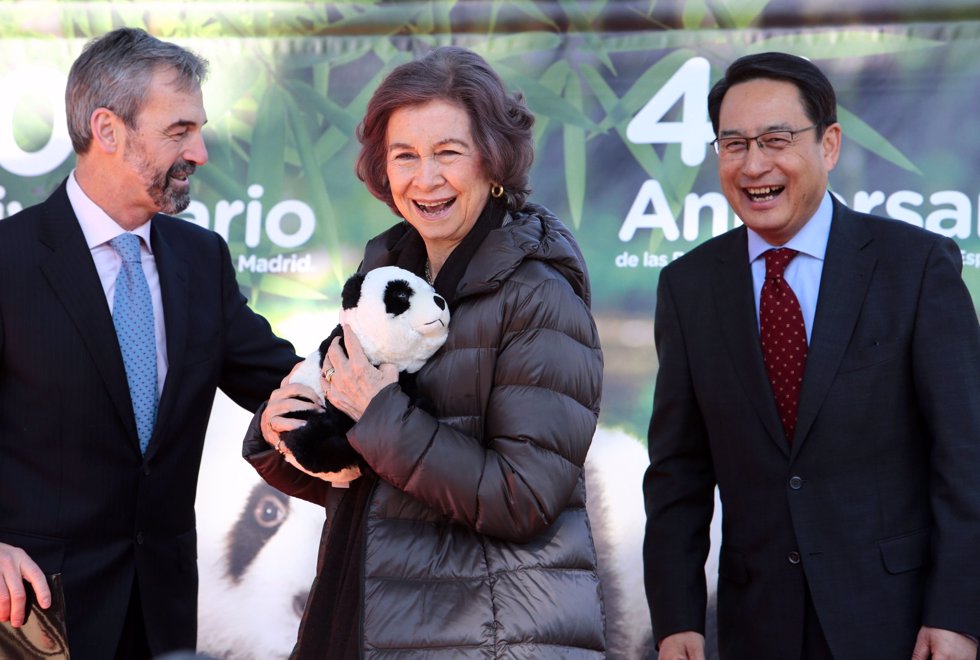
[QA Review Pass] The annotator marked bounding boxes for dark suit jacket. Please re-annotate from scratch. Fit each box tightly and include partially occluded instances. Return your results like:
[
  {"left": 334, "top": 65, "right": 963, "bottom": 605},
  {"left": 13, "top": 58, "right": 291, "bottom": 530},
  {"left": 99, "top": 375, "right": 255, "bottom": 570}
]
[
  {"left": 643, "top": 198, "right": 980, "bottom": 660},
  {"left": 0, "top": 182, "right": 298, "bottom": 660}
]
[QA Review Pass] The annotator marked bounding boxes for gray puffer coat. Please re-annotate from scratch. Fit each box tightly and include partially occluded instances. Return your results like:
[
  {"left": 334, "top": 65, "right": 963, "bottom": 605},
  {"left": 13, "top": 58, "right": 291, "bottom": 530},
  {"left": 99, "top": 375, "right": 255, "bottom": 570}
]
[{"left": 246, "top": 204, "right": 606, "bottom": 658}]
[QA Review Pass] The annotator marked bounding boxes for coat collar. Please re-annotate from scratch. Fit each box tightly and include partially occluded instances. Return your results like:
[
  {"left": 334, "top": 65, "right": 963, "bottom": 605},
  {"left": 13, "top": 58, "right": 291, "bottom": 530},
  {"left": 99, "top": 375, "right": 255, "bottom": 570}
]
[
  {"left": 710, "top": 227, "right": 791, "bottom": 455},
  {"left": 37, "top": 180, "right": 193, "bottom": 458},
  {"left": 710, "top": 197, "right": 875, "bottom": 459},
  {"left": 38, "top": 182, "right": 136, "bottom": 441},
  {"left": 362, "top": 203, "right": 592, "bottom": 308},
  {"left": 145, "top": 217, "right": 190, "bottom": 460},
  {"left": 792, "top": 198, "right": 875, "bottom": 459}
]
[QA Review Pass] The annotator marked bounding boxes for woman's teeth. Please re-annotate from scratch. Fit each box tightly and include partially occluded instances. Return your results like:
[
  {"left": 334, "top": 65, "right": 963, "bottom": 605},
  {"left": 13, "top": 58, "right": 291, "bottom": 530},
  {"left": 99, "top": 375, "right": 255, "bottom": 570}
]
[{"left": 416, "top": 199, "right": 454, "bottom": 213}]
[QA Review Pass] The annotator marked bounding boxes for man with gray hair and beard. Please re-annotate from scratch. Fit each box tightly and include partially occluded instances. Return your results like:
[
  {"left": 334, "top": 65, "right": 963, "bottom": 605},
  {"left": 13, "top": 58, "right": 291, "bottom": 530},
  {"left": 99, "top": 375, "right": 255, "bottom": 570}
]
[{"left": 0, "top": 27, "right": 297, "bottom": 660}]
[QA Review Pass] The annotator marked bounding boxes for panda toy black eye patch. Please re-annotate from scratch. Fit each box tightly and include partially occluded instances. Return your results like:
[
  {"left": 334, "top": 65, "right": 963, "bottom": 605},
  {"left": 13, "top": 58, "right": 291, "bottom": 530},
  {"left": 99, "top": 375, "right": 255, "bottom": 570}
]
[{"left": 383, "top": 279, "right": 414, "bottom": 316}]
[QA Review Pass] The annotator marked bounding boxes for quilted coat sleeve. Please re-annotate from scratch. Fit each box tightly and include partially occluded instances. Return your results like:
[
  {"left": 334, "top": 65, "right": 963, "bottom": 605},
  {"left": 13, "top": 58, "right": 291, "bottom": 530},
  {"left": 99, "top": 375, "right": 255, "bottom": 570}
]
[
  {"left": 348, "top": 263, "right": 603, "bottom": 542},
  {"left": 242, "top": 402, "right": 331, "bottom": 506}
]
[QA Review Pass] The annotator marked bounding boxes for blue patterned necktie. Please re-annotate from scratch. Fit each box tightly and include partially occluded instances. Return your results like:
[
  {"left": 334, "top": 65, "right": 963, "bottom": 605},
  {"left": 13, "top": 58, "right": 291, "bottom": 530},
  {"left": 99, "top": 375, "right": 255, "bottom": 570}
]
[{"left": 110, "top": 233, "right": 158, "bottom": 454}]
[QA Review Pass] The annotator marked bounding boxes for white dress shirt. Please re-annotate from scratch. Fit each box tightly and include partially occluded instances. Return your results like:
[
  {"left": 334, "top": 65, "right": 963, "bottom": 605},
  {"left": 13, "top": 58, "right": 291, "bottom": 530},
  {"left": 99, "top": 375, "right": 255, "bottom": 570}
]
[
  {"left": 67, "top": 170, "right": 168, "bottom": 396},
  {"left": 747, "top": 190, "right": 834, "bottom": 344}
]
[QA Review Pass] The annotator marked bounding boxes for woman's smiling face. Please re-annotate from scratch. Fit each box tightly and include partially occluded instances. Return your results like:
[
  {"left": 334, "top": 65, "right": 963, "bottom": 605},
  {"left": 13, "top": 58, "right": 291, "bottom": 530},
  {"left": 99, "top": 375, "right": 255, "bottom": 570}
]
[{"left": 385, "top": 99, "right": 492, "bottom": 261}]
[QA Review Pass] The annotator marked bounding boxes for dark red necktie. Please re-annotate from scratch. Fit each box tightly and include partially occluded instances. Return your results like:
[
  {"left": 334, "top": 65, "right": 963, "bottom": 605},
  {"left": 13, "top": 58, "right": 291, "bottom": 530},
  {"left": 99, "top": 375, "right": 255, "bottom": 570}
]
[{"left": 760, "top": 248, "right": 808, "bottom": 444}]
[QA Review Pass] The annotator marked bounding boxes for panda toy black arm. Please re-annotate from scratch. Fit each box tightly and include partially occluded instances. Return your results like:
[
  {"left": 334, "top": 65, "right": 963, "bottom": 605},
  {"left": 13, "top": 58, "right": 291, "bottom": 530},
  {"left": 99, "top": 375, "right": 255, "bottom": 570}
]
[
  {"left": 279, "top": 266, "right": 449, "bottom": 477},
  {"left": 280, "top": 325, "right": 360, "bottom": 474}
]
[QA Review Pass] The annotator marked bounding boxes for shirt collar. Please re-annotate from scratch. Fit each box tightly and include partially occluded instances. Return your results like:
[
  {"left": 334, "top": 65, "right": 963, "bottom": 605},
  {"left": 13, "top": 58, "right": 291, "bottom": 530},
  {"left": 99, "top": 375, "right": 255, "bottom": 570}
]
[
  {"left": 747, "top": 190, "right": 832, "bottom": 263},
  {"left": 67, "top": 170, "right": 153, "bottom": 252}
]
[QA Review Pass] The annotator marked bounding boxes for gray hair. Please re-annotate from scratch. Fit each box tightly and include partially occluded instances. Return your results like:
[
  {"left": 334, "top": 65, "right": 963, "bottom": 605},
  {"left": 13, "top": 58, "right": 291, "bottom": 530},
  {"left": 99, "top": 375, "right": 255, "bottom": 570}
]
[{"left": 66, "top": 27, "right": 209, "bottom": 154}]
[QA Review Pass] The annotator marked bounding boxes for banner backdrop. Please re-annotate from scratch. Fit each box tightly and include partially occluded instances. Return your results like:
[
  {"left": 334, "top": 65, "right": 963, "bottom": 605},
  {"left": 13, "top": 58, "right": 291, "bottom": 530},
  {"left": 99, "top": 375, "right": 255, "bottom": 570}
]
[{"left": 2, "top": 2, "right": 979, "bottom": 658}]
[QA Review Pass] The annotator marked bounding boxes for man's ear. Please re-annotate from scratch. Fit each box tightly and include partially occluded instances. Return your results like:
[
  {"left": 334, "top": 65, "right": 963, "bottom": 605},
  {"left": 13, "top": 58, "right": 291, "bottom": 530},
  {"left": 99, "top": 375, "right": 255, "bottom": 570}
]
[
  {"left": 89, "top": 108, "right": 122, "bottom": 154},
  {"left": 822, "top": 122, "right": 842, "bottom": 171}
]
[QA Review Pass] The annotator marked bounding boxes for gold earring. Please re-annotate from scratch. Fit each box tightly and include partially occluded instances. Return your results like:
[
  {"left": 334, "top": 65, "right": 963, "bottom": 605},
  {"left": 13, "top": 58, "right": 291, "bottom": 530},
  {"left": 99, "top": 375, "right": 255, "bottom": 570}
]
[{"left": 490, "top": 183, "right": 504, "bottom": 198}]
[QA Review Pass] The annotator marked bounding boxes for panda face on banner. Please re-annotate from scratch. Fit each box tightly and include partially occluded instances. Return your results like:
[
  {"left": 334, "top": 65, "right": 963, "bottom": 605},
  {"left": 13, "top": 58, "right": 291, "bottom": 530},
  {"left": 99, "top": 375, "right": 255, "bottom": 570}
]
[{"left": 340, "top": 266, "right": 450, "bottom": 373}]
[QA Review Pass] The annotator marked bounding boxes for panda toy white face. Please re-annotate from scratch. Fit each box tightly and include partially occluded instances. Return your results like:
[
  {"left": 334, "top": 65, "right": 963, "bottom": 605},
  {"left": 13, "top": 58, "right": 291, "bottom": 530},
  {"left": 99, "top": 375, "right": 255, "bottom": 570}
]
[{"left": 340, "top": 265, "right": 450, "bottom": 373}]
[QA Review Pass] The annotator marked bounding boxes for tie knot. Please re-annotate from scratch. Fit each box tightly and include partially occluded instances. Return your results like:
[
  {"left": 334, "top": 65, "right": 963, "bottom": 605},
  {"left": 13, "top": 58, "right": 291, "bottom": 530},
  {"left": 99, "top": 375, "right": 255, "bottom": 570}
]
[
  {"left": 110, "top": 233, "right": 142, "bottom": 263},
  {"left": 764, "top": 248, "right": 798, "bottom": 279}
]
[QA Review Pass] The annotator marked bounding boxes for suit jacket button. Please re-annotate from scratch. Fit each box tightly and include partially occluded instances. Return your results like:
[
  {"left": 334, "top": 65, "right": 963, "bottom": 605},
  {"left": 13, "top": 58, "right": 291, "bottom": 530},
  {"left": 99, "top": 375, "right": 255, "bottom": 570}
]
[
  {"left": 789, "top": 476, "right": 803, "bottom": 489},
  {"left": 136, "top": 532, "right": 144, "bottom": 545},
  {"left": 788, "top": 551, "right": 801, "bottom": 564}
]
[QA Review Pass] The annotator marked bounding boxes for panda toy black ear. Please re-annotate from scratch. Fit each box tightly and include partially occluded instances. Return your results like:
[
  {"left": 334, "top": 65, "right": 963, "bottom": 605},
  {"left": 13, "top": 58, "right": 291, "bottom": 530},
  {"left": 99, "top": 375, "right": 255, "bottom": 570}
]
[{"left": 341, "top": 272, "right": 366, "bottom": 310}]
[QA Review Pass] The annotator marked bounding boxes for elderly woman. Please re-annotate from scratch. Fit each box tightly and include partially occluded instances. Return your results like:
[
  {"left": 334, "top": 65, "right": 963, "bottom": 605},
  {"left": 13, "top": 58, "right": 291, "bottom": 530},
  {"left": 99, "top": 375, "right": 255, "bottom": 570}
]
[{"left": 245, "top": 46, "right": 606, "bottom": 659}]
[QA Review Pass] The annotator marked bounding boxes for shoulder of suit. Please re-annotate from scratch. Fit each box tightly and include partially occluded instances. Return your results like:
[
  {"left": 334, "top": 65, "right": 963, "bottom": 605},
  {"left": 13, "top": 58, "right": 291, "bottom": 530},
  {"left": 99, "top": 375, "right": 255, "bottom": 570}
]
[
  {"left": 0, "top": 199, "right": 43, "bottom": 242},
  {"left": 831, "top": 206, "right": 964, "bottom": 275},
  {"left": 842, "top": 205, "right": 948, "bottom": 247},
  {"left": 663, "top": 225, "right": 743, "bottom": 272},
  {"left": 152, "top": 212, "right": 222, "bottom": 243}
]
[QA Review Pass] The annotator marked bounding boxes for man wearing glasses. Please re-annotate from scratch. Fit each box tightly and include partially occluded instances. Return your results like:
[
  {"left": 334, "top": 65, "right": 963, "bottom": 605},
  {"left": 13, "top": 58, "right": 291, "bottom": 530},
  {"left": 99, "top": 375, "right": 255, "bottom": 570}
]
[{"left": 643, "top": 52, "right": 979, "bottom": 660}]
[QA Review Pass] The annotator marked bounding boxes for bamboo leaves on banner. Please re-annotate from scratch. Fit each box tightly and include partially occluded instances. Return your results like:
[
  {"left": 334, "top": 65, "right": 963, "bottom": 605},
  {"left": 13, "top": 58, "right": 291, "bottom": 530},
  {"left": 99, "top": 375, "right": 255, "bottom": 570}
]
[
  {"left": 244, "top": 273, "right": 330, "bottom": 303},
  {"left": 471, "top": 32, "right": 562, "bottom": 58},
  {"left": 495, "top": 61, "right": 600, "bottom": 133},
  {"left": 249, "top": 84, "right": 287, "bottom": 206},
  {"left": 751, "top": 30, "right": 944, "bottom": 60},
  {"left": 498, "top": 0, "right": 560, "bottom": 31},
  {"left": 710, "top": 0, "right": 771, "bottom": 28},
  {"left": 682, "top": 0, "right": 711, "bottom": 30},
  {"left": 194, "top": 151, "right": 247, "bottom": 204},
  {"left": 557, "top": 0, "right": 615, "bottom": 72},
  {"left": 837, "top": 107, "right": 921, "bottom": 174},
  {"left": 563, "top": 70, "right": 586, "bottom": 230},
  {"left": 281, "top": 92, "right": 345, "bottom": 283}
]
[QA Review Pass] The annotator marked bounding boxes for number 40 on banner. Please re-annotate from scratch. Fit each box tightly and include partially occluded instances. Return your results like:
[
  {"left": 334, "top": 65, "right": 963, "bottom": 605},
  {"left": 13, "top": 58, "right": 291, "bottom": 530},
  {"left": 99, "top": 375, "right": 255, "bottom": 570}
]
[{"left": 627, "top": 57, "right": 715, "bottom": 167}]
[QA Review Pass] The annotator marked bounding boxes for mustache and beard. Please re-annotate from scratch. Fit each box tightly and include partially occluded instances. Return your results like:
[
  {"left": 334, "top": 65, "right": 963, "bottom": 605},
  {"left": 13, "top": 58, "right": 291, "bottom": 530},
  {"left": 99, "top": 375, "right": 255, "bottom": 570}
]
[
  {"left": 149, "top": 159, "right": 197, "bottom": 214},
  {"left": 124, "top": 133, "right": 197, "bottom": 215}
]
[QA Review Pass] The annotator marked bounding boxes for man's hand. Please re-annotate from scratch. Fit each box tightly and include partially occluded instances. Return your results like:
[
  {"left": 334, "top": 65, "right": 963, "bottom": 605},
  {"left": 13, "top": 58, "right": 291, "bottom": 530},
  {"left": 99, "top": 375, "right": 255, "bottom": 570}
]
[
  {"left": 911, "top": 626, "right": 978, "bottom": 660},
  {"left": 0, "top": 543, "right": 50, "bottom": 627},
  {"left": 658, "top": 631, "right": 706, "bottom": 660},
  {"left": 259, "top": 363, "right": 324, "bottom": 452}
]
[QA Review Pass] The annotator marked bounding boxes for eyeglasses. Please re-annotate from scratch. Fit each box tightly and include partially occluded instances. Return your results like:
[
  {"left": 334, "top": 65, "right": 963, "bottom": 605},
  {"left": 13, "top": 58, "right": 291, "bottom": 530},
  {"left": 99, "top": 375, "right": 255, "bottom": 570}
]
[{"left": 711, "top": 124, "right": 819, "bottom": 158}]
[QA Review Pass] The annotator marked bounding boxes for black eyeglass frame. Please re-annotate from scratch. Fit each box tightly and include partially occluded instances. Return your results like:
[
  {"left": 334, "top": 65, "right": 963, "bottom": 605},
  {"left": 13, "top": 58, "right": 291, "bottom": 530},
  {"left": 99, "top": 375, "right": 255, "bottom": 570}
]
[{"left": 711, "top": 123, "right": 820, "bottom": 156}]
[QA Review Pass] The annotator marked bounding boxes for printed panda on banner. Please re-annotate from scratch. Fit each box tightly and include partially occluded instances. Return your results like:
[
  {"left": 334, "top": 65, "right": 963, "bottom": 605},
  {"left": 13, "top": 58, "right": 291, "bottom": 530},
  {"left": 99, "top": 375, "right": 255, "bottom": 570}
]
[
  {"left": 197, "top": 410, "right": 722, "bottom": 660},
  {"left": 584, "top": 427, "right": 721, "bottom": 660},
  {"left": 196, "top": 392, "right": 325, "bottom": 660}
]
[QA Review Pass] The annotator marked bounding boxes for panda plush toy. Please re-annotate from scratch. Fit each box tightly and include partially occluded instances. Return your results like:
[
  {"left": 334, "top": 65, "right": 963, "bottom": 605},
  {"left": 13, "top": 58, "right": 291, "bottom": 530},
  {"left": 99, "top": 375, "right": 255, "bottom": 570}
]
[{"left": 282, "top": 266, "right": 450, "bottom": 481}]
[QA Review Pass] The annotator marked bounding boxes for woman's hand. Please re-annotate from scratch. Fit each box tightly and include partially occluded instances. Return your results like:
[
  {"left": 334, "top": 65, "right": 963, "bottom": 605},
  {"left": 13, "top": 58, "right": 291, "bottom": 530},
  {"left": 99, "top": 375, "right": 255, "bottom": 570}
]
[{"left": 322, "top": 324, "right": 398, "bottom": 421}]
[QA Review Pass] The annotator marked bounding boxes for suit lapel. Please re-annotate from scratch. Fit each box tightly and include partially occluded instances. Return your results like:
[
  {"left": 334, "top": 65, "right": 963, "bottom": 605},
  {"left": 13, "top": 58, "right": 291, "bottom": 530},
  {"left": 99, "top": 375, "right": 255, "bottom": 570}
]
[
  {"left": 37, "top": 183, "right": 137, "bottom": 440},
  {"left": 792, "top": 201, "right": 875, "bottom": 459},
  {"left": 711, "top": 228, "right": 790, "bottom": 456},
  {"left": 146, "top": 217, "right": 190, "bottom": 459}
]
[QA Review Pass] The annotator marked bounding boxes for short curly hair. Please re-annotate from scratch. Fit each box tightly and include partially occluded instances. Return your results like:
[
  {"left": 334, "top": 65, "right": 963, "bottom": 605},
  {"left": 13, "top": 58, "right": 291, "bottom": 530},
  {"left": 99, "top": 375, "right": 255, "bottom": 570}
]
[{"left": 356, "top": 46, "right": 535, "bottom": 214}]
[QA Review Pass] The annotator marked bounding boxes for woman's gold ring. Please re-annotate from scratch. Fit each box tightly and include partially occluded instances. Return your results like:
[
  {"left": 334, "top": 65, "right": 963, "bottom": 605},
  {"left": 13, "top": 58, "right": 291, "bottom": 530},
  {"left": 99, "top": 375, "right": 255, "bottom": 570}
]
[{"left": 324, "top": 367, "right": 336, "bottom": 383}]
